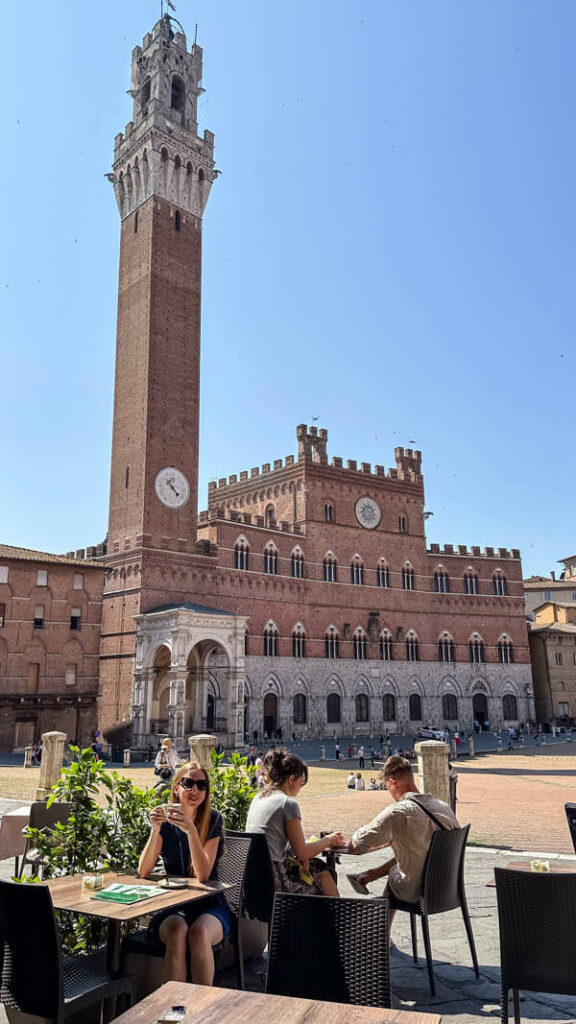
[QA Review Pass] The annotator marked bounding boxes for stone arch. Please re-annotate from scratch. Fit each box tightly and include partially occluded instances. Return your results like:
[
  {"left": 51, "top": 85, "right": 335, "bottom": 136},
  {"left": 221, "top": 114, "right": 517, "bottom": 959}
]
[
  {"left": 439, "top": 674, "right": 462, "bottom": 697},
  {"left": 470, "top": 677, "right": 492, "bottom": 698},
  {"left": 261, "top": 673, "right": 283, "bottom": 698},
  {"left": 381, "top": 674, "right": 399, "bottom": 697},
  {"left": 325, "top": 674, "right": 345, "bottom": 698},
  {"left": 352, "top": 674, "right": 374, "bottom": 698},
  {"left": 292, "top": 675, "right": 311, "bottom": 696},
  {"left": 407, "top": 674, "right": 424, "bottom": 696}
]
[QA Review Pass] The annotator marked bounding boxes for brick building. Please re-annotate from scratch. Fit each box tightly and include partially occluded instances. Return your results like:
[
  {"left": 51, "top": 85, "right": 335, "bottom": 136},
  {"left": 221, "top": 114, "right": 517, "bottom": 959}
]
[
  {"left": 528, "top": 602, "right": 576, "bottom": 724},
  {"left": 98, "top": 16, "right": 534, "bottom": 749},
  {"left": 0, "top": 545, "right": 104, "bottom": 750},
  {"left": 524, "top": 555, "right": 576, "bottom": 621}
]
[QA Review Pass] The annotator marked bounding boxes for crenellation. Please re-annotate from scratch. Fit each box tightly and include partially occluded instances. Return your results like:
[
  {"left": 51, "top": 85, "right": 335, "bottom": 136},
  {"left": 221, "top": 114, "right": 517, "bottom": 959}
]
[
  {"left": 511, "top": 548, "right": 521, "bottom": 559},
  {"left": 218, "top": 478, "right": 226, "bottom": 487},
  {"left": 229, "top": 474, "right": 237, "bottom": 485},
  {"left": 273, "top": 459, "right": 283, "bottom": 470},
  {"left": 458, "top": 545, "right": 468, "bottom": 555},
  {"left": 471, "top": 546, "right": 481, "bottom": 556},
  {"left": 332, "top": 457, "right": 343, "bottom": 468},
  {"left": 375, "top": 465, "right": 385, "bottom": 476},
  {"left": 430, "top": 543, "right": 440, "bottom": 554},
  {"left": 255, "top": 515, "right": 264, "bottom": 527},
  {"left": 251, "top": 467, "right": 259, "bottom": 478},
  {"left": 240, "top": 471, "right": 248, "bottom": 480},
  {"left": 280, "top": 521, "right": 290, "bottom": 531},
  {"left": 285, "top": 455, "right": 294, "bottom": 466},
  {"left": 444, "top": 544, "right": 454, "bottom": 554},
  {"left": 361, "top": 462, "right": 371, "bottom": 474},
  {"left": 498, "top": 548, "right": 509, "bottom": 558},
  {"left": 347, "top": 459, "right": 357, "bottom": 471},
  {"left": 485, "top": 547, "right": 495, "bottom": 557}
]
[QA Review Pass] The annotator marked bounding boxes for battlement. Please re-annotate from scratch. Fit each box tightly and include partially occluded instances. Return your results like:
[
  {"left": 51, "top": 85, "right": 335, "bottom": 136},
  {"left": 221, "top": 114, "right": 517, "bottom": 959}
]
[
  {"left": 427, "top": 544, "right": 521, "bottom": 560},
  {"left": 65, "top": 541, "right": 108, "bottom": 561},
  {"left": 199, "top": 508, "right": 304, "bottom": 535}
]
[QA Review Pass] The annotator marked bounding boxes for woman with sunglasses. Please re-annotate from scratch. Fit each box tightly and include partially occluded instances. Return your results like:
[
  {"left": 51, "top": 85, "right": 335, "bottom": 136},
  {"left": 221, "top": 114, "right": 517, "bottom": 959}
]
[
  {"left": 246, "top": 748, "right": 344, "bottom": 896},
  {"left": 138, "top": 761, "right": 231, "bottom": 985}
]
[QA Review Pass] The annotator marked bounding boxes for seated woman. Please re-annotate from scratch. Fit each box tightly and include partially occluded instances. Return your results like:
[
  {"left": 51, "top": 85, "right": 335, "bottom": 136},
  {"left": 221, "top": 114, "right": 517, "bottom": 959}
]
[
  {"left": 154, "top": 737, "right": 181, "bottom": 782},
  {"left": 138, "top": 762, "right": 231, "bottom": 985},
  {"left": 246, "top": 748, "right": 344, "bottom": 896}
]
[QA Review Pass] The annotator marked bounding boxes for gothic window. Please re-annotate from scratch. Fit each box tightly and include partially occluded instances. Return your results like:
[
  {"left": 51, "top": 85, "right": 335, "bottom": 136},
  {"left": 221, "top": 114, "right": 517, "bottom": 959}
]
[
  {"left": 324, "top": 503, "right": 334, "bottom": 522},
  {"left": 291, "top": 548, "right": 304, "bottom": 578},
  {"left": 171, "top": 75, "right": 185, "bottom": 113},
  {"left": 469, "top": 635, "right": 485, "bottom": 664},
  {"left": 438, "top": 633, "right": 455, "bottom": 663},
  {"left": 376, "top": 560, "right": 390, "bottom": 588},
  {"left": 405, "top": 631, "right": 419, "bottom": 662},
  {"left": 355, "top": 692, "right": 369, "bottom": 722},
  {"left": 198, "top": 168, "right": 205, "bottom": 183},
  {"left": 463, "top": 571, "right": 479, "bottom": 595},
  {"left": 293, "top": 693, "right": 307, "bottom": 724},
  {"left": 234, "top": 538, "right": 249, "bottom": 571},
  {"left": 140, "top": 77, "right": 151, "bottom": 112},
  {"left": 409, "top": 693, "right": 422, "bottom": 721},
  {"left": 379, "top": 629, "right": 393, "bottom": 661},
  {"left": 498, "top": 636, "right": 514, "bottom": 664},
  {"left": 263, "top": 622, "right": 278, "bottom": 657},
  {"left": 327, "top": 692, "right": 341, "bottom": 723},
  {"left": 292, "top": 624, "right": 306, "bottom": 658},
  {"left": 502, "top": 694, "right": 518, "bottom": 720},
  {"left": 353, "top": 628, "right": 367, "bottom": 661},
  {"left": 434, "top": 571, "right": 450, "bottom": 594},
  {"left": 325, "top": 627, "right": 339, "bottom": 659},
  {"left": 174, "top": 210, "right": 181, "bottom": 232},
  {"left": 382, "top": 693, "right": 396, "bottom": 721},
  {"left": 493, "top": 572, "right": 508, "bottom": 596},
  {"left": 350, "top": 557, "right": 364, "bottom": 585},
  {"left": 323, "top": 553, "right": 338, "bottom": 583},
  {"left": 263, "top": 542, "right": 278, "bottom": 575},
  {"left": 442, "top": 693, "right": 458, "bottom": 721},
  {"left": 265, "top": 504, "right": 275, "bottom": 527},
  {"left": 402, "top": 564, "right": 415, "bottom": 591}
]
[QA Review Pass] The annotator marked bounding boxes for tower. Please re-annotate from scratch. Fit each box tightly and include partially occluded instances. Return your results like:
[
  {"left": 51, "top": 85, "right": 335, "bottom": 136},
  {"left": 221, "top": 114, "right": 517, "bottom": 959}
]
[{"left": 100, "top": 17, "right": 217, "bottom": 738}]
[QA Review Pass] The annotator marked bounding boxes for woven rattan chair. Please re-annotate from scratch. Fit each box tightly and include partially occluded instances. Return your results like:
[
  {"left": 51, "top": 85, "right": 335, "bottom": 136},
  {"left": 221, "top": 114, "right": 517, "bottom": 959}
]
[
  {"left": 15, "top": 800, "right": 71, "bottom": 879},
  {"left": 266, "top": 892, "right": 390, "bottom": 1008},
  {"left": 565, "top": 803, "right": 576, "bottom": 855},
  {"left": 0, "top": 878, "right": 133, "bottom": 1024},
  {"left": 224, "top": 828, "right": 275, "bottom": 926},
  {"left": 495, "top": 866, "right": 576, "bottom": 1023},
  {"left": 215, "top": 833, "right": 252, "bottom": 990},
  {"left": 390, "top": 823, "right": 478, "bottom": 995}
]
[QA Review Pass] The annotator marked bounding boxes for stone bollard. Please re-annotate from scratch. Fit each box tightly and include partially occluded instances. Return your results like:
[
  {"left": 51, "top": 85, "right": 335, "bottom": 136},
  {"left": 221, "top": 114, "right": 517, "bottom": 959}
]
[
  {"left": 497, "top": 737, "right": 503, "bottom": 752},
  {"left": 188, "top": 734, "right": 218, "bottom": 771},
  {"left": 540, "top": 733, "right": 546, "bottom": 745},
  {"left": 36, "top": 731, "right": 67, "bottom": 800},
  {"left": 415, "top": 741, "right": 450, "bottom": 804},
  {"left": 123, "top": 748, "right": 131, "bottom": 767},
  {"left": 24, "top": 746, "right": 33, "bottom": 769},
  {"left": 320, "top": 745, "right": 326, "bottom": 760},
  {"left": 468, "top": 736, "right": 475, "bottom": 759}
]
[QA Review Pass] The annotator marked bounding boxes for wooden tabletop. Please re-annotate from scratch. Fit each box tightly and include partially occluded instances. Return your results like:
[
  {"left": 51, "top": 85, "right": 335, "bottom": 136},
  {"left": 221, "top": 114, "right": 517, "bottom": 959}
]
[
  {"left": 111, "top": 981, "right": 442, "bottom": 1024},
  {"left": 487, "top": 860, "right": 576, "bottom": 887},
  {"left": 43, "top": 872, "right": 233, "bottom": 922}
]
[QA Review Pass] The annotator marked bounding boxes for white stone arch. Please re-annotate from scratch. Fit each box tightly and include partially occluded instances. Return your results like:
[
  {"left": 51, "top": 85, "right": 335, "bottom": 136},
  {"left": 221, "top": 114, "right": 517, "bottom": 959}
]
[
  {"left": 381, "top": 673, "right": 399, "bottom": 697},
  {"left": 439, "top": 674, "right": 462, "bottom": 697},
  {"left": 501, "top": 678, "right": 520, "bottom": 696},
  {"left": 292, "top": 675, "right": 311, "bottom": 697},
  {"left": 324, "top": 674, "right": 345, "bottom": 698},
  {"left": 407, "top": 674, "right": 424, "bottom": 696},
  {"left": 352, "top": 673, "right": 374, "bottom": 698},
  {"left": 260, "top": 673, "right": 283, "bottom": 699},
  {"left": 243, "top": 676, "right": 253, "bottom": 699},
  {"left": 470, "top": 677, "right": 492, "bottom": 698}
]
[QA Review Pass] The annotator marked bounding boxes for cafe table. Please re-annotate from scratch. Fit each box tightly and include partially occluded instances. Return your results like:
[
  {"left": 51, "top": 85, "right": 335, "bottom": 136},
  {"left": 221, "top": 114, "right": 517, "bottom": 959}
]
[
  {"left": 111, "top": 981, "right": 443, "bottom": 1024},
  {"left": 487, "top": 859, "right": 576, "bottom": 886}
]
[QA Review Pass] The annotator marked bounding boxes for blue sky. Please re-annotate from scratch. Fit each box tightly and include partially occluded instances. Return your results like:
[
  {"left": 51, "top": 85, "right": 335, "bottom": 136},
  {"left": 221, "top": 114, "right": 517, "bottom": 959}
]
[{"left": 1, "top": 1, "right": 574, "bottom": 578}]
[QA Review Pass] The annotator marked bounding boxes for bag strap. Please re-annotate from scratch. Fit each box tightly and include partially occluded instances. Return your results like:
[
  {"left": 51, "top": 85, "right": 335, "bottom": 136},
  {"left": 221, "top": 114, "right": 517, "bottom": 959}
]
[{"left": 405, "top": 794, "right": 451, "bottom": 831}]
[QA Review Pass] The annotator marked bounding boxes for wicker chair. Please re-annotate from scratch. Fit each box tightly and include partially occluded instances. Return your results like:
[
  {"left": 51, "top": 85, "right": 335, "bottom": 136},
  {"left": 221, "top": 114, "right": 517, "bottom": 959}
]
[
  {"left": 495, "top": 867, "right": 576, "bottom": 1024},
  {"left": 565, "top": 803, "right": 576, "bottom": 855},
  {"left": 266, "top": 892, "right": 390, "bottom": 1008},
  {"left": 224, "top": 828, "right": 275, "bottom": 926},
  {"left": 389, "top": 823, "right": 479, "bottom": 995},
  {"left": 215, "top": 833, "right": 253, "bottom": 990},
  {"left": 15, "top": 799, "right": 71, "bottom": 879},
  {"left": 0, "top": 878, "right": 134, "bottom": 1024}
]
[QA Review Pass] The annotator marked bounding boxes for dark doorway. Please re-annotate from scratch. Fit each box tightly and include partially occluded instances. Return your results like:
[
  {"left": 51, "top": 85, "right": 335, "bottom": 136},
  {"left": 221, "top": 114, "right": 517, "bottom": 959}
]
[
  {"left": 206, "top": 693, "right": 215, "bottom": 731},
  {"left": 473, "top": 692, "right": 488, "bottom": 725},
  {"left": 263, "top": 692, "right": 278, "bottom": 737}
]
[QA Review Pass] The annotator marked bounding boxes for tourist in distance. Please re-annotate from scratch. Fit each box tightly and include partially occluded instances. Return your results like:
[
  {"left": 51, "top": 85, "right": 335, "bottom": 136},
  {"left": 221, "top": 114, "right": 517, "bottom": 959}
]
[
  {"left": 346, "top": 770, "right": 356, "bottom": 789},
  {"left": 358, "top": 745, "right": 365, "bottom": 768},
  {"left": 355, "top": 772, "right": 365, "bottom": 791},
  {"left": 246, "top": 748, "right": 344, "bottom": 896},
  {"left": 154, "top": 738, "right": 181, "bottom": 781},
  {"left": 346, "top": 756, "right": 458, "bottom": 934},
  {"left": 139, "top": 762, "right": 231, "bottom": 985}
]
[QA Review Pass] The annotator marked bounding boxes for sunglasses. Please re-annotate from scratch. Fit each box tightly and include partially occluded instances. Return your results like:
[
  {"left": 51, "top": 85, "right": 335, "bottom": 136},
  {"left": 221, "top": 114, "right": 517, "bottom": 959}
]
[{"left": 179, "top": 777, "right": 209, "bottom": 792}]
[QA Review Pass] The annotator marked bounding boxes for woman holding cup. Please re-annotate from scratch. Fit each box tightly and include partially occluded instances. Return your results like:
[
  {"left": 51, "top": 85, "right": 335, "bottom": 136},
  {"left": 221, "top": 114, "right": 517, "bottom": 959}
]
[{"left": 138, "top": 761, "right": 231, "bottom": 985}]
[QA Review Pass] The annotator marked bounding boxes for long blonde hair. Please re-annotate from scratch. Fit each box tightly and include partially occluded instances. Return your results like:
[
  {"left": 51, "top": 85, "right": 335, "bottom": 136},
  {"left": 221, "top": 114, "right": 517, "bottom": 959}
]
[{"left": 170, "top": 761, "right": 212, "bottom": 845}]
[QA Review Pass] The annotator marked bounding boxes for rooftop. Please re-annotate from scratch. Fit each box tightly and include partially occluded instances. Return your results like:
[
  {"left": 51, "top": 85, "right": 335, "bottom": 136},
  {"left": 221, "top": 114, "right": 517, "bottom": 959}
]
[
  {"left": 0, "top": 544, "right": 107, "bottom": 569},
  {"left": 144, "top": 601, "right": 236, "bottom": 617}
]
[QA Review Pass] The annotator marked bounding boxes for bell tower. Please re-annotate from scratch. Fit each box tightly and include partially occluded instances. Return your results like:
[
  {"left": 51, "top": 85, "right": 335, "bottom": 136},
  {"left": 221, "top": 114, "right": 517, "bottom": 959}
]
[{"left": 100, "top": 16, "right": 216, "bottom": 738}]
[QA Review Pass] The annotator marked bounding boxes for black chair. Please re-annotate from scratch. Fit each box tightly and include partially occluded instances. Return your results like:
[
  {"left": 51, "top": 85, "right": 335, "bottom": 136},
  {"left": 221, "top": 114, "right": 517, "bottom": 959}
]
[
  {"left": 266, "top": 892, "right": 390, "bottom": 1008},
  {"left": 495, "top": 867, "right": 576, "bottom": 1024},
  {"left": 390, "top": 823, "right": 479, "bottom": 995},
  {"left": 565, "top": 803, "right": 576, "bottom": 855},
  {"left": 215, "top": 833, "right": 253, "bottom": 990},
  {"left": 224, "top": 828, "right": 275, "bottom": 926},
  {"left": 0, "top": 878, "right": 134, "bottom": 1024},
  {"left": 15, "top": 799, "right": 71, "bottom": 879}
]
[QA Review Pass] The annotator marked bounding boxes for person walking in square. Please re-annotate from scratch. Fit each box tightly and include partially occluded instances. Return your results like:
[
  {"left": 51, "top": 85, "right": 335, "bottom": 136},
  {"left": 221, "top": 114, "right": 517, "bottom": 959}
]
[{"left": 358, "top": 745, "right": 365, "bottom": 769}]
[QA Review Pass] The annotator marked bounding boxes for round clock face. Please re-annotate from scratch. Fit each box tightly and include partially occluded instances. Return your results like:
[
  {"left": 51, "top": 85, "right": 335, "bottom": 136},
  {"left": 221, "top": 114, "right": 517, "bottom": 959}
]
[
  {"left": 355, "top": 496, "right": 381, "bottom": 530},
  {"left": 154, "top": 467, "right": 190, "bottom": 509}
]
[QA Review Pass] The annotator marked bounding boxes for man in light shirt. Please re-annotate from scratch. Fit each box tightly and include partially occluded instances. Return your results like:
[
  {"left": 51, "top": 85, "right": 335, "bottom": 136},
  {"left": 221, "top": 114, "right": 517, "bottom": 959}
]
[{"left": 346, "top": 755, "right": 458, "bottom": 929}]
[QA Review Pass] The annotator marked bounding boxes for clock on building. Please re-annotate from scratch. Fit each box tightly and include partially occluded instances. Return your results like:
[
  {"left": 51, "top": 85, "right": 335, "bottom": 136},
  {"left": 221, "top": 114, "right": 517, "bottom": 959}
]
[
  {"left": 154, "top": 467, "right": 190, "bottom": 509},
  {"left": 355, "top": 496, "right": 381, "bottom": 529}
]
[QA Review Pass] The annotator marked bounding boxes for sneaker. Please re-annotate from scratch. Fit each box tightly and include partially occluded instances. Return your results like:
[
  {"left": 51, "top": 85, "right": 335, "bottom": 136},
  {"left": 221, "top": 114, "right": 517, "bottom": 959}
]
[{"left": 347, "top": 872, "right": 370, "bottom": 895}]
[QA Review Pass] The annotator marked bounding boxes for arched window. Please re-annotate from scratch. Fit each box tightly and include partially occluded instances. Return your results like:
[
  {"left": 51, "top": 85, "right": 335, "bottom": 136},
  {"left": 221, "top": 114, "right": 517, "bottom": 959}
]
[
  {"left": 463, "top": 571, "right": 479, "bottom": 595},
  {"left": 498, "top": 636, "right": 514, "bottom": 664},
  {"left": 399, "top": 515, "right": 407, "bottom": 533},
  {"left": 406, "top": 631, "right": 419, "bottom": 662},
  {"left": 244, "top": 629, "right": 250, "bottom": 656},
  {"left": 323, "top": 553, "right": 338, "bottom": 583},
  {"left": 234, "top": 537, "right": 249, "bottom": 571},
  {"left": 402, "top": 564, "right": 415, "bottom": 591},
  {"left": 140, "top": 77, "right": 151, "bottom": 112},
  {"left": 409, "top": 693, "right": 422, "bottom": 721},
  {"left": 434, "top": 570, "right": 450, "bottom": 594},
  {"left": 263, "top": 542, "right": 278, "bottom": 575},
  {"left": 327, "top": 692, "right": 341, "bottom": 723},
  {"left": 291, "top": 547, "right": 304, "bottom": 578},
  {"left": 324, "top": 503, "right": 334, "bottom": 522},
  {"left": 292, "top": 624, "right": 306, "bottom": 658},
  {"left": 442, "top": 693, "right": 458, "bottom": 721},
  {"left": 263, "top": 622, "right": 278, "bottom": 657},
  {"left": 379, "top": 629, "right": 393, "bottom": 661},
  {"left": 293, "top": 693, "right": 307, "bottom": 724},
  {"left": 469, "top": 635, "right": 485, "bottom": 664},
  {"left": 353, "top": 628, "right": 367, "bottom": 661},
  {"left": 265, "top": 504, "right": 275, "bottom": 527},
  {"left": 376, "top": 560, "right": 390, "bottom": 588},
  {"left": 171, "top": 75, "right": 185, "bottom": 113},
  {"left": 325, "top": 627, "right": 339, "bottom": 659},
  {"left": 502, "top": 694, "right": 518, "bottom": 720},
  {"left": 382, "top": 693, "right": 396, "bottom": 721},
  {"left": 355, "top": 692, "right": 369, "bottom": 722},
  {"left": 493, "top": 572, "right": 508, "bottom": 597},
  {"left": 438, "top": 633, "right": 455, "bottom": 663},
  {"left": 350, "top": 557, "right": 364, "bottom": 585}
]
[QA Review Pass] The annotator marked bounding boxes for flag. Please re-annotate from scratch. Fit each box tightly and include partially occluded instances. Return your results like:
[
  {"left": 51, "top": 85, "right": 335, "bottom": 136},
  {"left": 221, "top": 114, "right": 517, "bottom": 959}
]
[{"left": 166, "top": 0, "right": 176, "bottom": 9}]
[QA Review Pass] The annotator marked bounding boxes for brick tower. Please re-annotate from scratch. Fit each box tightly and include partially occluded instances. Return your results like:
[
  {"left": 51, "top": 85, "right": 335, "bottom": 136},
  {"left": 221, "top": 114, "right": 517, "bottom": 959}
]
[{"left": 100, "top": 16, "right": 216, "bottom": 740}]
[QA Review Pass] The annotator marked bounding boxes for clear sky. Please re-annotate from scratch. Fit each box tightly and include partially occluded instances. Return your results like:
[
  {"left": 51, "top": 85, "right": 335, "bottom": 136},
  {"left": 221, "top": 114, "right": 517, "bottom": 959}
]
[{"left": 1, "top": 1, "right": 574, "bottom": 578}]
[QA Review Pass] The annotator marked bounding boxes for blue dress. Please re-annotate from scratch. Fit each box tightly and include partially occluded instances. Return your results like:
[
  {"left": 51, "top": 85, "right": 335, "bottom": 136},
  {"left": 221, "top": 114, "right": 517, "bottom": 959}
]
[{"left": 147, "top": 808, "right": 232, "bottom": 940}]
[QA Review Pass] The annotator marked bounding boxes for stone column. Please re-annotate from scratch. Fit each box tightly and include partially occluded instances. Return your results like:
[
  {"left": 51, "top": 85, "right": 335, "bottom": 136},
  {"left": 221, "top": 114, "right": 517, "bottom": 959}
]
[
  {"left": 468, "top": 735, "right": 475, "bottom": 758},
  {"left": 415, "top": 740, "right": 450, "bottom": 804},
  {"left": 188, "top": 733, "right": 218, "bottom": 771},
  {"left": 24, "top": 746, "right": 33, "bottom": 768},
  {"left": 36, "top": 731, "right": 67, "bottom": 800}
]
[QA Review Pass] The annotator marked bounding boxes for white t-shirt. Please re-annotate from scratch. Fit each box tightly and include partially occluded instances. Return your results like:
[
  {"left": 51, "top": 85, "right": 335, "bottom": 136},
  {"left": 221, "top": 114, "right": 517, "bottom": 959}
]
[{"left": 355, "top": 777, "right": 365, "bottom": 791}]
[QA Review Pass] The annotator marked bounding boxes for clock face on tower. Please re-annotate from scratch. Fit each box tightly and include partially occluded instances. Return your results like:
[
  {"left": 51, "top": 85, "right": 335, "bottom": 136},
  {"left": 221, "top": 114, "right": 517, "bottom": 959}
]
[
  {"left": 154, "top": 467, "right": 190, "bottom": 509},
  {"left": 355, "top": 496, "right": 381, "bottom": 529}
]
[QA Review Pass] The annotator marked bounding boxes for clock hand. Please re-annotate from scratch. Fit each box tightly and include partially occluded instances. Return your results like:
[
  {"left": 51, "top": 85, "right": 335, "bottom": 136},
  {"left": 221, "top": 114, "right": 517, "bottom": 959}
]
[{"left": 167, "top": 480, "right": 180, "bottom": 496}]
